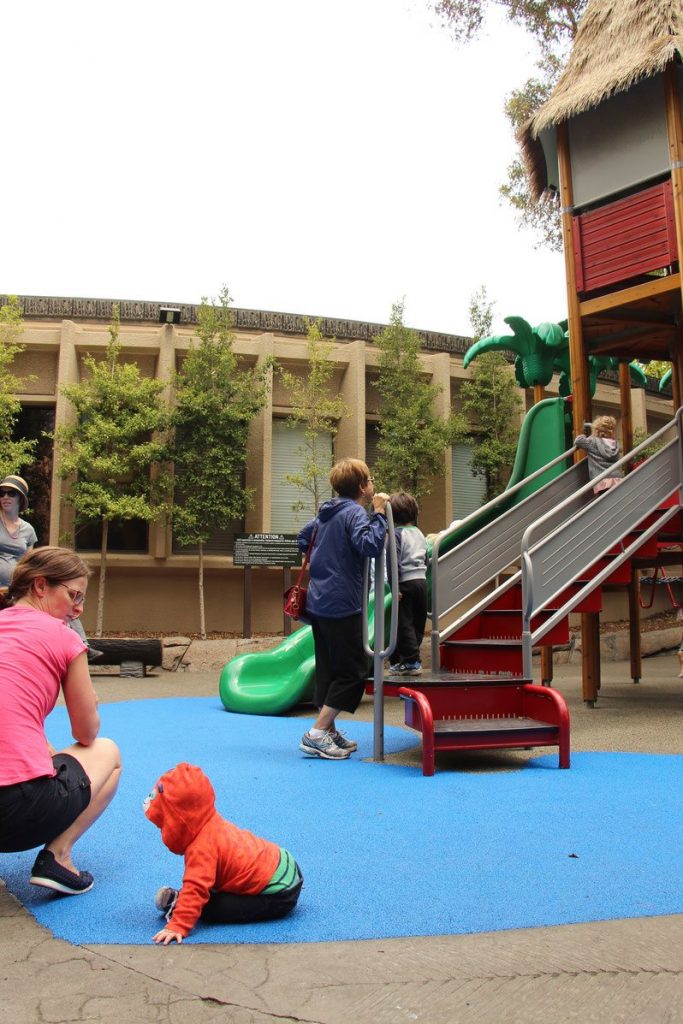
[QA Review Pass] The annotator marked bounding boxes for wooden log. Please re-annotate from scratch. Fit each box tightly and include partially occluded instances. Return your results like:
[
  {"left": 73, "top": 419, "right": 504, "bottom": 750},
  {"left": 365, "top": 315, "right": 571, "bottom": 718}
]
[{"left": 87, "top": 638, "right": 162, "bottom": 668}]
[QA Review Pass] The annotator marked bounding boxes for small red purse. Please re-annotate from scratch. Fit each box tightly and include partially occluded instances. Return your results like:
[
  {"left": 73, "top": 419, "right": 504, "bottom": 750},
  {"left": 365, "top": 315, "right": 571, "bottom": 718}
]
[{"left": 284, "top": 528, "right": 317, "bottom": 621}]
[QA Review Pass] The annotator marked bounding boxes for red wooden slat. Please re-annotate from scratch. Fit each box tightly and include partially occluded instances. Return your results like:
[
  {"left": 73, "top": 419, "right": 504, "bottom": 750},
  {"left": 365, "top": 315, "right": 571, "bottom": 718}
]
[{"left": 572, "top": 179, "right": 677, "bottom": 293}]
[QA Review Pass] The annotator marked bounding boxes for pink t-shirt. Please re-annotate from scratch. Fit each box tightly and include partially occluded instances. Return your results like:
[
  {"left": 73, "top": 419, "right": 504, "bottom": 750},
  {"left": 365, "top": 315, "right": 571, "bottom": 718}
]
[{"left": 0, "top": 605, "right": 86, "bottom": 786}]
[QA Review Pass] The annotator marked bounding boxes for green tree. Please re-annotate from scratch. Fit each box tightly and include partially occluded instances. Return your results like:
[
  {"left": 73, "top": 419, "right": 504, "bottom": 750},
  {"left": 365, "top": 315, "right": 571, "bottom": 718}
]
[
  {"left": 55, "top": 305, "right": 172, "bottom": 636},
  {"left": 172, "top": 288, "right": 273, "bottom": 638},
  {"left": 461, "top": 288, "right": 522, "bottom": 500},
  {"left": 374, "top": 302, "right": 466, "bottom": 499},
  {"left": 0, "top": 296, "right": 37, "bottom": 478},
  {"left": 431, "top": 0, "right": 586, "bottom": 250},
  {"left": 279, "top": 319, "right": 349, "bottom": 517}
]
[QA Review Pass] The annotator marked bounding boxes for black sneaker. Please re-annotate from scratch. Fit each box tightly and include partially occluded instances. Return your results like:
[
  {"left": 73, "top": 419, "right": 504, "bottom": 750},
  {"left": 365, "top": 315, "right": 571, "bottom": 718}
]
[{"left": 29, "top": 849, "right": 94, "bottom": 895}]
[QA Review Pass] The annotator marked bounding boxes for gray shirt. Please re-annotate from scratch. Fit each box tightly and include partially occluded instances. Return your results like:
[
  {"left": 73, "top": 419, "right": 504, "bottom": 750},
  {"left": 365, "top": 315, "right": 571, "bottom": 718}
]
[{"left": 0, "top": 517, "right": 38, "bottom": 586}]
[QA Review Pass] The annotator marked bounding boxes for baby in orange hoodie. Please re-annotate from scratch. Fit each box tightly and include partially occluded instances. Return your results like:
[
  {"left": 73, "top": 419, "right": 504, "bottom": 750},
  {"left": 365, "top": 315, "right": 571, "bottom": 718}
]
[{"left": 144, "top": 762, "right": 303, "bottom": 944}]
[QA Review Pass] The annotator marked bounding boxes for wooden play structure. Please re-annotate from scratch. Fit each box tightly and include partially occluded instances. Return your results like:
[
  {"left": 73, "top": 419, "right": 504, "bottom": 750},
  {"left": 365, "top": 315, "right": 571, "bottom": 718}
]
[
  {"left": 366, "top": 1, "right": 683, "bottom": 773},
  {"left": 519, "top": 0, "right": 683, "bottom": 704}
]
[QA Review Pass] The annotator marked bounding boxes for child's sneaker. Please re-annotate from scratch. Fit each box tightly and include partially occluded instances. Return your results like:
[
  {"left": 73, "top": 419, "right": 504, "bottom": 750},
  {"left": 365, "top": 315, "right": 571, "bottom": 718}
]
[
  {"left": 387, "top": 663, "right": 404, "bottom": 674},
  {"left": 155, "top": 886, "right": 178, "bottom": 920},
  {"left": 401, "top": 661, "right": 422, "bottom": 675},
  {"left": 328, "top": 728, "right": 358, "bottom": 752},
  {"left": 299, "top": 730, "right": 351, "bottom": 759}
]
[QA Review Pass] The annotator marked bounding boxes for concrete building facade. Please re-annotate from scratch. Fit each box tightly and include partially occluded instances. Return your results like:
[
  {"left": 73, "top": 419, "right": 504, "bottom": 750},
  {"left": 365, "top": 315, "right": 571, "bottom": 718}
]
[{"left": 4, "top": 294, "right": 673, "bottom": 635}]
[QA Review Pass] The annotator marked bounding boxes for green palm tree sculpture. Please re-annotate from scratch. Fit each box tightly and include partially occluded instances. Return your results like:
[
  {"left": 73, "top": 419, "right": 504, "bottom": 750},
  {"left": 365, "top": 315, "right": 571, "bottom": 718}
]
[
  {"left": 463, "top": 316, "right": 566, "bottom": 389},
  {"left": 553, "top": 351, "right": 647, "bottom": 397},
  {"left": 659, "top": 368, "right": 672, "bottom": 392}
]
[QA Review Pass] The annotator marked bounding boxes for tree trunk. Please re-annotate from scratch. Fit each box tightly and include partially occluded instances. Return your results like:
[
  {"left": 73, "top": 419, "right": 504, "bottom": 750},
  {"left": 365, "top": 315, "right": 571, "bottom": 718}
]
[
  {"left": 198, "top": 541, "right": 206, "bottom": 639},
  {"left": 96, "top": 517, "right": 108, "bottom": 638}
]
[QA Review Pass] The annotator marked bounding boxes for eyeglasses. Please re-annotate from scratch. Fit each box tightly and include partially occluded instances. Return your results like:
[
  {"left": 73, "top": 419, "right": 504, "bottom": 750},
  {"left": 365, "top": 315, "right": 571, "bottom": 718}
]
[
  {"left": 367, "top": 476, "right": 374, "bottom": 484},
  {"left": 56, "top": 583, "right": 86, "bottom": 606},
  {"left": 0, "top": 489, "right": 18, "bottom": 498}
]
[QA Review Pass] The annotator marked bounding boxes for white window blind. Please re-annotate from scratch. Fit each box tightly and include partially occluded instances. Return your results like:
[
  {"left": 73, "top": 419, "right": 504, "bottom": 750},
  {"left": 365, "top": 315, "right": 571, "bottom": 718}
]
[
  {"left": 451, "top": 443, "right": 486, "bottom": 519},
  {"left": 271, "top": 420, "right": 333, "bottom": 532}
]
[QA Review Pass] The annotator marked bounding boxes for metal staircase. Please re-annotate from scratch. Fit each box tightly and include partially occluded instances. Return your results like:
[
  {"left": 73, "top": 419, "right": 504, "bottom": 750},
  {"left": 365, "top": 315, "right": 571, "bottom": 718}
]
[{"left": 385, "top": 410, "right": 683, "bottom": 775}]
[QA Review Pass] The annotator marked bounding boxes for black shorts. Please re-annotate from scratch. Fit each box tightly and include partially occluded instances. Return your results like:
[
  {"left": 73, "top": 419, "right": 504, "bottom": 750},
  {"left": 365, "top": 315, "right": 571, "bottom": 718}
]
[{"left": 0, "top": 753, "right": 91, "bottom": 853}]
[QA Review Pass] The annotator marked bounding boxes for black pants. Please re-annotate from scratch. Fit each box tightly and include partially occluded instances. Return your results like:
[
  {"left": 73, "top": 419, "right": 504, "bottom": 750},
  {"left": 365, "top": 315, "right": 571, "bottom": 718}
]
[
  {"left": 310, "top": 613, "right": 369, "bottom": 713},
  {"left": 395, "top": 578, "right": 427, "bottom": 664},
  {"left": 200, "top": 872, "right": 303, "bottom": 924}
]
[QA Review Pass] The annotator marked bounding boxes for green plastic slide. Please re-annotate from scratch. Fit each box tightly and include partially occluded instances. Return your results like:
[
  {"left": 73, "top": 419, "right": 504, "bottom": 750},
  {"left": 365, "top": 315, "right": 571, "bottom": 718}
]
[{"left": 219, "top": 397, "right": 571, "bottom": 715}]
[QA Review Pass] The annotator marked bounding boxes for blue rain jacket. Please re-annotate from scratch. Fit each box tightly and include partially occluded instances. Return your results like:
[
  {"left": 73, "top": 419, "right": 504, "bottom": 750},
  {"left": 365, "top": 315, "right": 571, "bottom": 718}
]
[{"left": 298, "top": 498, "right": 387, "bottom": 617}]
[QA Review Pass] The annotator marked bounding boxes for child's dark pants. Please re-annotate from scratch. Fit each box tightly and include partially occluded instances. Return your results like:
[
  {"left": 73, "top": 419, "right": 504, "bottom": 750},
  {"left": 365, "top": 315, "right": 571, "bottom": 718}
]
[
  {"left": 201, "top": 871, "right": 303, "bottom": 924},
  {"left": 396, "top": 578, "right": 427, "bottom": 664}
]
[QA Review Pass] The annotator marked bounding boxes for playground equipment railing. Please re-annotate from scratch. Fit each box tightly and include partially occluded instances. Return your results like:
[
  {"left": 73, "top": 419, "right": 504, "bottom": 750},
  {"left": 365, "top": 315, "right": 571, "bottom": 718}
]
[
  {"left": 430, "top": 446, "right": 589, "bottom": 669},
  {"left": 520, "top": 408, "right": 683, "bottom": 676},
  {"left": 362, "top": 502, "right": 398, "bottom": 763}
]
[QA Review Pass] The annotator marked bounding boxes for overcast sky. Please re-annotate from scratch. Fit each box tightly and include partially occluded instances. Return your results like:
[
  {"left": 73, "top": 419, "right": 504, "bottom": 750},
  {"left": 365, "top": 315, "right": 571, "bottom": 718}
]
[{"left": 2, "top": 1, "right": 568, "bottom": 338}]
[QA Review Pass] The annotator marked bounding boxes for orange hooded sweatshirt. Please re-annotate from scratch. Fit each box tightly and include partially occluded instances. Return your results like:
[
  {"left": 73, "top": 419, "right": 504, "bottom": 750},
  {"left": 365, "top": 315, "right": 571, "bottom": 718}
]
[{"left": 144, "top": 762, "right": 281, "bottom": 937}]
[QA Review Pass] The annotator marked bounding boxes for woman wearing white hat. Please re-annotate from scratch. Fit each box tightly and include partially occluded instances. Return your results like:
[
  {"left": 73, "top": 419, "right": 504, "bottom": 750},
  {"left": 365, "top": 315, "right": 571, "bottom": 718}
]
[{"left": 0, "top": 475, "right": 37, "bottom": 587}]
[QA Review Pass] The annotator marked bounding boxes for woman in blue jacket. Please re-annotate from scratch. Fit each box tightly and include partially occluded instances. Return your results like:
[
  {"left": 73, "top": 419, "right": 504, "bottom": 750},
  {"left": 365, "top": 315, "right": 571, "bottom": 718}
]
[{"left": 298, "top": 458, "right": 388, "bottom": 760}]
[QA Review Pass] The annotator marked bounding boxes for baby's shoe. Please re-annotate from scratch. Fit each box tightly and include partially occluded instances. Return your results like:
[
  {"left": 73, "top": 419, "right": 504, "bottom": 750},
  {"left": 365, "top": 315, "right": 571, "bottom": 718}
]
[{"left": 155, "top": 886, "right": 178, "bottom": 920}]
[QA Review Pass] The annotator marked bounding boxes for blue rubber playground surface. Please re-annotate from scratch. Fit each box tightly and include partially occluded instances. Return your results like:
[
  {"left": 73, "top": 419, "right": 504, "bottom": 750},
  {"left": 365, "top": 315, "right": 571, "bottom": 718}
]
[{"left": 2, "top": 696, "right": 683, "bottom": 945}]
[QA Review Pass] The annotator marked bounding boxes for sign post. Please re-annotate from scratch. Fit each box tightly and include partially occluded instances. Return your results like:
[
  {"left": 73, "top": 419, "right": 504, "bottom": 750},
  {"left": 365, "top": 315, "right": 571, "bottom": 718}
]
[{"left": 233, "top": 534, "right": 302, "bottom": 639}]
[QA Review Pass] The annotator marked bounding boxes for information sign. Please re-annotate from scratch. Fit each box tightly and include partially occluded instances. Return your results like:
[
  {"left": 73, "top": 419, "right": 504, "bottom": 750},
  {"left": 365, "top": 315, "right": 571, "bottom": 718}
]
[{"left": 233, "top": 533, "right": 301, "bottom": 567}]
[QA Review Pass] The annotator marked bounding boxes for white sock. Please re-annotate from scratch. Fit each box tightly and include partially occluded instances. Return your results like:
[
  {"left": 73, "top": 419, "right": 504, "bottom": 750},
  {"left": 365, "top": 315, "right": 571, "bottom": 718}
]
[{"left": 309, "top": 727, "right": 328, "bottom": 738}]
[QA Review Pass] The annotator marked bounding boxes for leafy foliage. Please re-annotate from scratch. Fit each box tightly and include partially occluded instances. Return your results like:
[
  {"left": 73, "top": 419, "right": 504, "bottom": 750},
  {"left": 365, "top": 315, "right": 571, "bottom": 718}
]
[
  {"left": 461, "top": 288, "right": 522, "bottom": 500},
  {"left": 430, "top": 0, "right": 587, "bottom": 250},
  {"left": 55, "top": 305, "right": 173, "bottom": 634},
  {"left": 279, "top": 319, "right": 348, "bottom": 516},
  {"left": 373, "top": 302, "right": 466, "bottom": 499},
  {"left": 0, "top": 296, "right": 37, "bottom": 478},
  {"left": 172, "top": 287, "right": 273, "bottom": 636},
  {"left": 173, "top": 287, "right": 273, "bottom": 546}
]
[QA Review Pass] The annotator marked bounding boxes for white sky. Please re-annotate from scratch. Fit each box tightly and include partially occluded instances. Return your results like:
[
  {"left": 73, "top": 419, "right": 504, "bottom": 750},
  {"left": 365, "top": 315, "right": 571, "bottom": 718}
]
[{"left": 1, "top": 0, "right": 568, "bottom": 338}]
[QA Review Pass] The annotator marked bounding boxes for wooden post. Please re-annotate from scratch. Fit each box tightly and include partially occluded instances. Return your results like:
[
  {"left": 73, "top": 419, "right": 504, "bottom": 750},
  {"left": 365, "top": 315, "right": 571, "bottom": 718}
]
[
  {"left": 533, "top": 383, "right": 545, "bottom": 406},
  {"left": 558, "top": 121, "right": 598, "bottom": 707},
  {"left": 243, "top": 566, "right": 252, "bottom": 639},
  {"left": 557, "top": 122, "right": 591, "bottom": 438},
  {"left": 283, "top": 567, "right": 292, "bottom": 636},
  {"left": 665, "top": 63, "right": 683, "bottom": 398},
  {"left": 619, "top": 361, "right": 634, "bottom": 464},
  {"left": 581, "top": 611, "right": 601, "bottom": 707},
  {"left": 628, "top": 572, "right": 642, "bottom": 684},
  {"left": 672, "top": 338, "right": 683, "bottom": 412}
]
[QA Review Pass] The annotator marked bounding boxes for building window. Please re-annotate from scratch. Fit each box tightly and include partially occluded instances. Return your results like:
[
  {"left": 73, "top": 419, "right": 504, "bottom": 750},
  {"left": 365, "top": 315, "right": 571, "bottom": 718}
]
[
  {"left": 76, "top": 519, "right": 149, "bottom": 554},
  {"left": 171, "top": 501, "right": 243, "bottom": 555},
  {"left": 452, "top": 443, "right": 487, "bottom": 519},
  {"left": 15, "top": 405, "right": 55, "bottom": 546},
  {"left": 271, "top": 419, "right": 333, "bottom": 532}
]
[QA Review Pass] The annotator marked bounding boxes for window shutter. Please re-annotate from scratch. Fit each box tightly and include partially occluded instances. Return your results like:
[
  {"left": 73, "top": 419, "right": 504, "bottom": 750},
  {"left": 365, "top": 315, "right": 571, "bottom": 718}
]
[
  {"left": 451, "top": 443, "right": 486, "bottom": 518},
  {"left": 271, "top": 420, "right": 333, "bottom": 532}
]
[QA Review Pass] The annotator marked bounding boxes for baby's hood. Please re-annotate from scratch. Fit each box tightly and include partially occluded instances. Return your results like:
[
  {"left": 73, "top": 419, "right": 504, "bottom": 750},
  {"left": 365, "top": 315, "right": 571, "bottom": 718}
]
[{"left": 144, "top": 762, "right": 216, "bottom": 854}]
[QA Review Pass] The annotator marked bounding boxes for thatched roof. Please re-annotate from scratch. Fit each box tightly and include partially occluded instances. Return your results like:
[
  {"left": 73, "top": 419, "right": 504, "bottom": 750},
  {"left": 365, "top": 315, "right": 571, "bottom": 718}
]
[{"left": 521, "top": 0, "right": 683, "bottom": 198}]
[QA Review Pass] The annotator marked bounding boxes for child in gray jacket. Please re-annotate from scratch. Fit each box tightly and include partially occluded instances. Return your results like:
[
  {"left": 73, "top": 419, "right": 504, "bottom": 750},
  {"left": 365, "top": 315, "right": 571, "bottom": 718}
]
[
  {"left": 574, "top": 415, "right": 623, "bottom": 495},
  {"left": 388, "top": 492, "right": 427, "bottom": 676}
]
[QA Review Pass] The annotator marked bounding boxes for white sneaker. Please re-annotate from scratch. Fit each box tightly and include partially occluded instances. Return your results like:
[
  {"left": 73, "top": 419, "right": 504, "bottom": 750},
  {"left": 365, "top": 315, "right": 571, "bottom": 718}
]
[{"left": 299, "top": 730, "right": 351, "bottom": 759}]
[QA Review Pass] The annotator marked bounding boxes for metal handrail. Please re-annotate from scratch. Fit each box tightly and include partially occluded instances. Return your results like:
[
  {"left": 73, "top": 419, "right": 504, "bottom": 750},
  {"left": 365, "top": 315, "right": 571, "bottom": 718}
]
[
  {"left": 521, "top": 411, "right": 682, "bottom": 559},
  {"left": 430, "top": 444, "right": 577, "bottom": 568},
  {"left": 520, "top": 407, "right": 683, "bottom": 676},
  {"left": 430, "top": 445, "right": 582, "bottom": 667},
  {"left": 361, "top": 503, "right": 398, "bottom": 762}
]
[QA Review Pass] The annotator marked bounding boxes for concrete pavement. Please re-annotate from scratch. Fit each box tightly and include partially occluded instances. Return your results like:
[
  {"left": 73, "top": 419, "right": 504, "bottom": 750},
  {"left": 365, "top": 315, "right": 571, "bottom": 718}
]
[{"left": 2, "top": 650, "right": 683, "bottom": 1023}]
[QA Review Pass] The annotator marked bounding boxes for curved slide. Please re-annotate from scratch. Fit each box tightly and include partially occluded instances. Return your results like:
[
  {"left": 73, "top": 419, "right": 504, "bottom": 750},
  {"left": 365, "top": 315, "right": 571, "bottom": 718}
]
[{"left": 219, "top": 397, "right": 571, "bottom": 714}]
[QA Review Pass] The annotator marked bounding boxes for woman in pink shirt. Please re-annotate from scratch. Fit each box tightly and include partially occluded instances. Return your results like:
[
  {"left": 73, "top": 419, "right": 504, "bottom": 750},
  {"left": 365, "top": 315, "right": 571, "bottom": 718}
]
[{"left": 0, "top": 547, "right": 121, "bottom": 895}]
